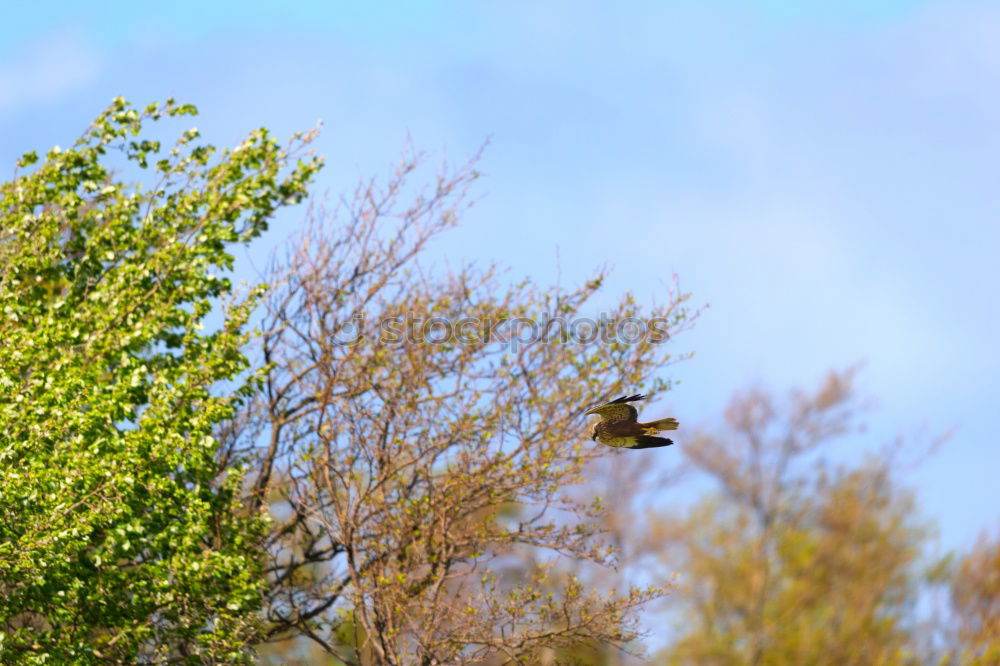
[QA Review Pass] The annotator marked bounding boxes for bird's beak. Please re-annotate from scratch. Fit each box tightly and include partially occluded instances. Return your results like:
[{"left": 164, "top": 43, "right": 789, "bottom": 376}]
[{"left": 591, "top": 432, "right": 598, "bottom": 441}]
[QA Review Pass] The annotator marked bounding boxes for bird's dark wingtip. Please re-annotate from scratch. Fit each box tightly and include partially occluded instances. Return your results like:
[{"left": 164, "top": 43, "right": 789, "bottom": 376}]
[
  {"left": 610, "top": 393, "right": 646, "bottom": 405},
  {"left": 628, "top": 435, "right": 674, "bottom": 449}
]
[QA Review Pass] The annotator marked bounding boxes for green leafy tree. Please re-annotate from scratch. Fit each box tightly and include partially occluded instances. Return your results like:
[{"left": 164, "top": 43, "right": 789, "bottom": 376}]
[{"left": 0, "top": 98, "right": 320, "bottom": 663}]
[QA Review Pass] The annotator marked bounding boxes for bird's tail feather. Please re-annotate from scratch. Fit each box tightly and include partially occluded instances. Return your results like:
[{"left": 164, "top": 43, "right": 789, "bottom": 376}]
[{"left": 645, "top": 418, "right": 679, "bottom": 431}]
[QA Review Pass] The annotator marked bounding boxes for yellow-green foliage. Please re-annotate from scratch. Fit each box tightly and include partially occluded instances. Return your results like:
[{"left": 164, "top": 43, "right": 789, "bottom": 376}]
[
  {"left": 0, "top": 98, "right": 320, "bottom": 663},
  {"left": 952, "top": 531, "right": 1000, "bottom": 665},
  {"left": 656, "top": 374, "right": 927, "bottom": 666}
]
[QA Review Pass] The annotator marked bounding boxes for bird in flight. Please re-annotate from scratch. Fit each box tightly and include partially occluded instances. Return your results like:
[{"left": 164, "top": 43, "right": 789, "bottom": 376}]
[{"left": 585, "top": 394, "right": 678, "bottom": 449}]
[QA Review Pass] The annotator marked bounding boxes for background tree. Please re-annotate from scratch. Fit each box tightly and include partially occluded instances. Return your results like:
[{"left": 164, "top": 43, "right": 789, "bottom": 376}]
[
  {"left": 950, "top": 528, "right": 1000, "bottom": 665},
  {"left": 233, "top": 151, "right": 698, "bottom": 664},
  {"left": 650, "top": 370, "right": 929, "bottom": 666},
  {"left": 0, "top": 98, "right": 320, "bottom": 663}
]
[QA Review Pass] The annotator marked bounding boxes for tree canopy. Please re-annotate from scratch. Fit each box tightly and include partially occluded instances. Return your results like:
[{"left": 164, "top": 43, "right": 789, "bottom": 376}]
[
  {"left": 0, "top": 98, "right": 320, "bottom": 663},
  {"left": 4, "top": 98, "right": 996, "bottom": 666},
  {"left": 652, "top": 371, "right": 928, "bottom": 666},
  {"left": 241, "top": 150, "right": 696, "bottom": 663}
]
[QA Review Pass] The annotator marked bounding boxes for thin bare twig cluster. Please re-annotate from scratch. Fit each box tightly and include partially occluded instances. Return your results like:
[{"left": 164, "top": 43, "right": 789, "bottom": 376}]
[{"left": 221, "top": 152, "right": 697, "bottom": 664}]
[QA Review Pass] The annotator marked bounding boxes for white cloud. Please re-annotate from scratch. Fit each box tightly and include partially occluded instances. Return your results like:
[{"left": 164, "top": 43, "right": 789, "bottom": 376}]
[{"left": 0, "top": 29, "right": 101, "bottom": 114}]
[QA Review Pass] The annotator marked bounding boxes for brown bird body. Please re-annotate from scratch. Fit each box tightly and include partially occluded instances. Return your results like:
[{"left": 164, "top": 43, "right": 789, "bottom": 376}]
[{"left": 585, "top": 394, "right": 678, "bottom": 449}]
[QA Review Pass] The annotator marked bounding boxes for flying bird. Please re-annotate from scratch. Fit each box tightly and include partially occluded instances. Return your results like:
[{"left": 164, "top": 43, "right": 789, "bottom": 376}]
[{"left": 585, "top": 394, "right": 678, "bottom": 449}]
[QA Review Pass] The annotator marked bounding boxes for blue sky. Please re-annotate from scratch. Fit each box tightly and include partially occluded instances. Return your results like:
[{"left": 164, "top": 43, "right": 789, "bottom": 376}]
[{"left": 3, "top": 0, "right": 997, "bottom": 573}]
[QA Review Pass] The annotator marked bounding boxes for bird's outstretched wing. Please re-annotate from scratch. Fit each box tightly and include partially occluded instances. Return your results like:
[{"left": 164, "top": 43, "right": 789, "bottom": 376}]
[
  {"left": 584, "top": 394, "right": 645, "bottom": 423},
  {"left": 625, "top": 435, "right": 673, "bottom": 449},
  {"left": 594, "top": 434, "right": 674, "bottom": 449}
]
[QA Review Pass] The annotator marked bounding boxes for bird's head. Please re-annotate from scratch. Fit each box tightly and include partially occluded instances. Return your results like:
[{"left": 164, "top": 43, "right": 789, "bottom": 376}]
[{"left": 589, "top": 421, "right": 598, "bottom": 441}]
